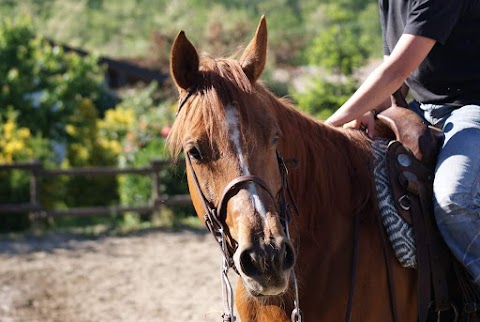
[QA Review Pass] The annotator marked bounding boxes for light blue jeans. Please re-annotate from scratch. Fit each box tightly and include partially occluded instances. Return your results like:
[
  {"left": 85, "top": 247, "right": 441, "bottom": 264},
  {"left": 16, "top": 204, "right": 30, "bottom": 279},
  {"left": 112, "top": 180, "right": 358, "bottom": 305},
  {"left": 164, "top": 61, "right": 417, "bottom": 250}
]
[{"left": 410, "top": 101, "right": 480, "bottom": 286}]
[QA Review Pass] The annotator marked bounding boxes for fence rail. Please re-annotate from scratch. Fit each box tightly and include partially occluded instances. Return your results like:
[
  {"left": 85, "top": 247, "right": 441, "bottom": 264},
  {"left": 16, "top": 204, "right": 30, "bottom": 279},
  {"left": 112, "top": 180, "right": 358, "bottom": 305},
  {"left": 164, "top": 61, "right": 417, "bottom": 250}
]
[{"left": 0, "top": 160, "right": 191, "bottom": 218}]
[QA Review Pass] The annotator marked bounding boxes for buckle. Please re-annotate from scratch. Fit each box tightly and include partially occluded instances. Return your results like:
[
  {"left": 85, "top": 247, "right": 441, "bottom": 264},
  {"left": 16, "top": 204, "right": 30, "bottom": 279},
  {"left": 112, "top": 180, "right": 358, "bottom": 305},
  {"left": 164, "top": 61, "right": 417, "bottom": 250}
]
[{"left": 398, "top": 194, "right": 411, "bottom": 211}]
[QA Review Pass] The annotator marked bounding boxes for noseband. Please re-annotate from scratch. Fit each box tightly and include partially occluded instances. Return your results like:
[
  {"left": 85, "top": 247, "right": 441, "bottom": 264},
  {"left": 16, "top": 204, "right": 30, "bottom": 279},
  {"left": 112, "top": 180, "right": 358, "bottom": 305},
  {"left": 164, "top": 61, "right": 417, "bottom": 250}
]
[{"left": 185, "top": 150, "right": 296, "bottom": 271}]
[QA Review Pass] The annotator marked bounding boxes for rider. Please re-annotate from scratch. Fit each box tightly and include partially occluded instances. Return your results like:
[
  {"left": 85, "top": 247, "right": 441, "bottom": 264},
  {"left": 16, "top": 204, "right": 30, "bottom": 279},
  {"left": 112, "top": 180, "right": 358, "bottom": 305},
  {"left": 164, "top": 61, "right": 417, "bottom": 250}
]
[{"left": 326, "top": 0, "right": 480, "bottom": 286}]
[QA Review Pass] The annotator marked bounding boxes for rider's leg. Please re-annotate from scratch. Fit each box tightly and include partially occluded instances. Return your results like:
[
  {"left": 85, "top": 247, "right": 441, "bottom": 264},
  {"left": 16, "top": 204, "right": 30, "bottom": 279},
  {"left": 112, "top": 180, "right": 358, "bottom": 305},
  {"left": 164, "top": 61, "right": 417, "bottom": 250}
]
[{"left": 431, "top": 104, "right": 480, "bottom": 286}]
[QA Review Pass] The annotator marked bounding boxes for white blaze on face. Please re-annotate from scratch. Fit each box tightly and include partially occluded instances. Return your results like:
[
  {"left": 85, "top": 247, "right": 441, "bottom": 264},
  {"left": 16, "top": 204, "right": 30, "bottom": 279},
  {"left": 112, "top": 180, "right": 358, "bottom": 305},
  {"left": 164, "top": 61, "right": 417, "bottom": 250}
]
[{"left": 226, "top": 104, "right": 268, "bottom": 219}]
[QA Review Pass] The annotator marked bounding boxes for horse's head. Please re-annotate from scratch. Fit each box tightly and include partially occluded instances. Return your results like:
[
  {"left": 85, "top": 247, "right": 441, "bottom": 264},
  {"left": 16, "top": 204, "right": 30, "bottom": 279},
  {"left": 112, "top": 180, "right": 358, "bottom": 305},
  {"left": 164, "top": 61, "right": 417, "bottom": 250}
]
[{"left": 168, "top": 17, "right": 296, "bottom": 297}]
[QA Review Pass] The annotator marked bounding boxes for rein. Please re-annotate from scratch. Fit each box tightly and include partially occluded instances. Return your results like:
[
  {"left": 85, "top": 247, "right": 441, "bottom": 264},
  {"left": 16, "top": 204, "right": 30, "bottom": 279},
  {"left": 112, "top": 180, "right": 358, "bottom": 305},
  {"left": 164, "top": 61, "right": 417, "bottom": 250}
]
[{"left": 177, "top": 90, "right": 303, "bottom": 322}]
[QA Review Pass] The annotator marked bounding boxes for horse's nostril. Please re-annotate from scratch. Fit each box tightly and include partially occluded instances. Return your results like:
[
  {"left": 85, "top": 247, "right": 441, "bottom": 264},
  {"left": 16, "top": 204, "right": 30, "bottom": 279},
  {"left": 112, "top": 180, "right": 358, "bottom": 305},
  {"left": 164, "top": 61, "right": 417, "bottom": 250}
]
[
  {"left": 240, "top": 249, "right": 260, "bottom": 277},
  {"left": 283, "top": 242, "right": 296, "bottom": 270},
  {"left": 239, "top": 241, "right": 295, "bottom": 277}
]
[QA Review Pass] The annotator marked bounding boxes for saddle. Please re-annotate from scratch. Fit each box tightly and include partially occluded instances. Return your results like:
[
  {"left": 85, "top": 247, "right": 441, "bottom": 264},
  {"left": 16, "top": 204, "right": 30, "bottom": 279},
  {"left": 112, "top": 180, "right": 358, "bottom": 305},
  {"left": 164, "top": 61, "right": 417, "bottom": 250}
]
[{"left": 374, "top": 90, "right": 479, "bottom": 322}]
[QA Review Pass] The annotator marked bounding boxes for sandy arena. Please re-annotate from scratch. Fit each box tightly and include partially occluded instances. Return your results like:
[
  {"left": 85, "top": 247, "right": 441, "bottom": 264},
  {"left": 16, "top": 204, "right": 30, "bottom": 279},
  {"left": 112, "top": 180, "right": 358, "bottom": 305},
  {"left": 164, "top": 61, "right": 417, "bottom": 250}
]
[{"left": 0, "top": 228, "right": 238, "bottom": 322}]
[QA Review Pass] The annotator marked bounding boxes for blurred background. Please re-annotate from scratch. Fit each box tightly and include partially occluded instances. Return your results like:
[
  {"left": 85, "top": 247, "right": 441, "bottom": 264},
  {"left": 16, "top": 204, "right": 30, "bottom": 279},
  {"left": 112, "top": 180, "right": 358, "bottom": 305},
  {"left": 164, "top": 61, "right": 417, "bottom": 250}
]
[
  {"left": 0, "top": 0, "right": 382, "bottom": 234},
  {"left": 0, "top": 1, "right": 384, "bottom": 321}
]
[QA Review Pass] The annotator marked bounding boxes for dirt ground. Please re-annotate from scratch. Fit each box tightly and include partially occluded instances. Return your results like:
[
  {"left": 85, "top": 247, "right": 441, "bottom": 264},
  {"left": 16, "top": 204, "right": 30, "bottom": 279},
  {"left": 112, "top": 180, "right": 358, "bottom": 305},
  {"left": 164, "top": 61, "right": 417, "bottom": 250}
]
[{"left": 0, "top": 228, "right": 238, "bottom": 322}]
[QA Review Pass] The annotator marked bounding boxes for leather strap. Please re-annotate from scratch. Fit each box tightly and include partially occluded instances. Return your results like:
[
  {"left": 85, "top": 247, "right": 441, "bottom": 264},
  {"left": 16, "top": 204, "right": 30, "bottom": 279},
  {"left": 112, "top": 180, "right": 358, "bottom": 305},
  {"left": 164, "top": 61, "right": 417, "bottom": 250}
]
[
  {"left": 409, "top": 194, "right": 432, "bottom": 322},
  {"left": 410, "top": 180, "right": 451, "bottom": 313},
  {"left": 386, "top": 141, "right": 452, "bottom": 321},
  {"left": 345, "top": 212, "right": 361, "bottom": 322},
  {"left": 217, "top": 175, "right": 278, "bottom": 222},
  {"left": 377, "top": 208, "right": 400, "bottom": 322}
]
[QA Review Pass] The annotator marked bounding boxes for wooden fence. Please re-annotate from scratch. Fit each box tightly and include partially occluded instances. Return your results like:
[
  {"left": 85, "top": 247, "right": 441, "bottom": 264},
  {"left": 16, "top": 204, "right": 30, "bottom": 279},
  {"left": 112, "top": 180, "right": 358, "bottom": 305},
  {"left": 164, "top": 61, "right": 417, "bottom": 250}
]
[{"left": 0, "top": 160, "right": 191, "bottom": 218}]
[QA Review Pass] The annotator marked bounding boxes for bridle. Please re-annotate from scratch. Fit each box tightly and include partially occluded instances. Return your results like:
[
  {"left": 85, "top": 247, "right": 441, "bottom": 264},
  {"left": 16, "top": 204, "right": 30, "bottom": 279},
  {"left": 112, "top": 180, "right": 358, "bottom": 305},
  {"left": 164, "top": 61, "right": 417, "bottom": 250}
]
[
  {"left": 177, "top": 89, "right": 303, "bottom": 322},
  {"left": 185, "top": 148, "right": 297, "bottom": 267}
]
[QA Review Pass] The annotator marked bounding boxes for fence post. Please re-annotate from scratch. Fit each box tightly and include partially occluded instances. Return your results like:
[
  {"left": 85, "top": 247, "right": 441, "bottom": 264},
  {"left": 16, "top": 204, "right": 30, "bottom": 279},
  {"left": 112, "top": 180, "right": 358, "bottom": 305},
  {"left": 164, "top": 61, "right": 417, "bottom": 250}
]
[
  {"left": 150, "top": 160, "right": 162, "bottom": 211},
  {"left": 29, "top": 160, "right": 43, "bottom": 220}
]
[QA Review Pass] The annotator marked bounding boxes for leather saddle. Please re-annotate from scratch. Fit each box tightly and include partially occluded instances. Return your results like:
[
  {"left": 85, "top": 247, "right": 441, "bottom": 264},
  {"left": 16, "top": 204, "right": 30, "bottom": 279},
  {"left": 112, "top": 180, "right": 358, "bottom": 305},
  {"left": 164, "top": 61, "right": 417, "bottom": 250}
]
[
  {"left": 374, "top": 90, "right": 479, "bottom": 322},
  {"left": 374, "top": 91, "right": 443, "bottom": 225}
]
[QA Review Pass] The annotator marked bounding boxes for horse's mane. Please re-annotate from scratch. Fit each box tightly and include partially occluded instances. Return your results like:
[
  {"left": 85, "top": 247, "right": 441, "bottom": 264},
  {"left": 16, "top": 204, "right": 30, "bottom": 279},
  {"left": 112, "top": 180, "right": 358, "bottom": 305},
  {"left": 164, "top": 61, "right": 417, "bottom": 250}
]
[
  {"left": 167, "top": 55, "right": 375, "bottom": 229},
  {"left": 257, "top": 90, "right": 375, "bottom": 230}
]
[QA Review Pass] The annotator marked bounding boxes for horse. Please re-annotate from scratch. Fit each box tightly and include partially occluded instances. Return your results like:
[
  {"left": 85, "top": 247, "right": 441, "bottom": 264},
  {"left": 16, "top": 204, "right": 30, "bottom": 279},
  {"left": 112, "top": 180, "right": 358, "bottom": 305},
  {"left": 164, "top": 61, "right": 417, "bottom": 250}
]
[{"left": 167, "top": 16, "right": 477, "bottom": 322}]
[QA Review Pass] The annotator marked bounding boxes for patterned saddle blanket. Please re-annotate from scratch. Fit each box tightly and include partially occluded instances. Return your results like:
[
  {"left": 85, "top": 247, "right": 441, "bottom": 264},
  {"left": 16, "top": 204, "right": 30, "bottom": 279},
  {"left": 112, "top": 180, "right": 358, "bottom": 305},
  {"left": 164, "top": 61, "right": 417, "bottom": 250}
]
[{"left": 372, "top": 138, "right": 416, "bottom": 268}]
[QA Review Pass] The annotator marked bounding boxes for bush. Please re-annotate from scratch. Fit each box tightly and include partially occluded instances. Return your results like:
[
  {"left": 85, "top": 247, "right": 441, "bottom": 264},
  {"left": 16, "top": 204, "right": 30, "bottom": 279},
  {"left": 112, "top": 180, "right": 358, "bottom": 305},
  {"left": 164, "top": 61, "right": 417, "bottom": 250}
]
[
  {"left": 302, "top": 3, "right": 370, "bottom": 76},
  {"left": 109, "top": 83, "right": 193, "bottom": 224},
  {"left": 0, "top": 18, "right": 115, "bottom": 141},
  {"left": 0, "top": 108, "right": 52, "bottom": 232},
  {"left": 0, "top": 17, "right": 118, "bottom": 231},
  {"left": 292, "top": 78, "right": 358, "bottom": 120}
]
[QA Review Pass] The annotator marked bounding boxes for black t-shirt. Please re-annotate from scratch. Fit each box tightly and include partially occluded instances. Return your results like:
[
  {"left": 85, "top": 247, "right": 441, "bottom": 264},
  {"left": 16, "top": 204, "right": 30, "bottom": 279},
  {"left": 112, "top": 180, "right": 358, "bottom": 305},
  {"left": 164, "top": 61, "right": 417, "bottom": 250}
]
[{"left": 379, "top": 0, "right": 480, "bottom": 104}]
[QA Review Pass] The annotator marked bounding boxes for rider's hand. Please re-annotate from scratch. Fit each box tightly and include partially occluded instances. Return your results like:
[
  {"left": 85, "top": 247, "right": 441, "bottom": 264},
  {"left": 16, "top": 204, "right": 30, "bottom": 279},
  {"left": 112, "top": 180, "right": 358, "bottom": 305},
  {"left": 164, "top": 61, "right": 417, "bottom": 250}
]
[{"left": 342, "top": 111, "right": 376, "bottom": 138}]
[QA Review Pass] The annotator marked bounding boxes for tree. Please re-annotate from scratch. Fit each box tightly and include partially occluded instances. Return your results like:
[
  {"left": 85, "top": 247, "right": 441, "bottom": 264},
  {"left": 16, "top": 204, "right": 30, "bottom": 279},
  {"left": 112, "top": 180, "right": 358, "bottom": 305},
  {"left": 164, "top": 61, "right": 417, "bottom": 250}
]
[
  {"left": 294, "top": 1, "right": 381, "bottom": 119},
  {"left": 293, "top": 78, "right": 357, "bottom": 120},
  {"left": 303, "top": 3, "right": 370, "bottom": 75}
]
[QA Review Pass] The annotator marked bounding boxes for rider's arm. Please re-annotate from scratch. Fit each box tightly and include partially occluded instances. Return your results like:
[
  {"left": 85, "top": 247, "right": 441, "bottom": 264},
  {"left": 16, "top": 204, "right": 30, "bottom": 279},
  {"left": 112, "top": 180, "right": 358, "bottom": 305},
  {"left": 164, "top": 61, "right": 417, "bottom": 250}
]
[
  {"left": 372, "top": 77, "right": 410, "bottom": 114},
  {"left": 326, "top": 34, "right": 436, "bottom": 128}
]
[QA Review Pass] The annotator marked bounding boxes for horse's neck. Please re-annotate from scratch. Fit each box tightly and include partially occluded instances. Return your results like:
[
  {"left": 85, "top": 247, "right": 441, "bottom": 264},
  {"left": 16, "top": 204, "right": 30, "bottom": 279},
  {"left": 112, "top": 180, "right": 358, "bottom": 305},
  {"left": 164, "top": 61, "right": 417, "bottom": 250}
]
[{"left": 273, "top": 100, "right": 374, "bottom": 229}]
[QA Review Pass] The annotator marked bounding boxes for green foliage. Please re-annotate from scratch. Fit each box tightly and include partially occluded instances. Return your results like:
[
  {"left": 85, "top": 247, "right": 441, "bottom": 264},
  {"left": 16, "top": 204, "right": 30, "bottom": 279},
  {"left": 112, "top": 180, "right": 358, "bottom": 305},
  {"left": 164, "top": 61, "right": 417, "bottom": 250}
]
[
  {"left": 0, "top": 17, "right": 116, "bottom": 161},
  {"left": 0, "top": 0, "right": 383, "bottom": 96},
  {"left": 0, "top": 0, "right": 385, "bottom": 232},
  {"left": 302, "top": 3, "right": 372, "bottom": 75},
  {"left": 1, "top": 109, "right": 46, "bottom": 163},
  {"left": 0, "top": 170, "right": 31, "bottom": 232},
  {"left": 357, "top": 2, "right": 383, "bottom": 59},
  {"left": 0, "top": 17, "right": 115, "bottom": 141},
  {"left": 0, "top": 17, "right": 118, "bottom": 231},
  {"left": 293, "top": 78, "right": 358, "bottom": 120},
  {"left": 306, "top": 24, "right": 366, "bottom": 75},
  {"left": 111, "top": 83, "right": 193, "bottom": 222},
  {"left": 63, "top": 98, "right": 119, "bottom": 208},
  {"left": 297, "top": 1, "right": 380, "bottom": 118},
  {"left": 0, "top": 107, "right": 53, "bottom": 232},
  {"left": 107, "top": 83, "right": 186, "bottom": 220}
]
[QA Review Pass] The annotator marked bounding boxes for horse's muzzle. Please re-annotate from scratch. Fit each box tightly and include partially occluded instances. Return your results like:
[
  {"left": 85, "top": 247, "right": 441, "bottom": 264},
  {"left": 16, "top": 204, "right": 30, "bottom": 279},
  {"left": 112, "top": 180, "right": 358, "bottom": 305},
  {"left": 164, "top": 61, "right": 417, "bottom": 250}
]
[{"left": 235, "top": 237, "right": 296, "bottom": 296}]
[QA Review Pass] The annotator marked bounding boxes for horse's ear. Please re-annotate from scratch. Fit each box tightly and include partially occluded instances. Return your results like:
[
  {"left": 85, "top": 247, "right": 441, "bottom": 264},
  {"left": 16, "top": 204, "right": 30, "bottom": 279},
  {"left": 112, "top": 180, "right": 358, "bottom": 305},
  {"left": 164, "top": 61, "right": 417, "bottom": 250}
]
[
  {"left": 239, "top": 15, "right": 267, "bottom": 83},
  {"left": 170, "top": 30, "right": 200, "bottom": 91}
]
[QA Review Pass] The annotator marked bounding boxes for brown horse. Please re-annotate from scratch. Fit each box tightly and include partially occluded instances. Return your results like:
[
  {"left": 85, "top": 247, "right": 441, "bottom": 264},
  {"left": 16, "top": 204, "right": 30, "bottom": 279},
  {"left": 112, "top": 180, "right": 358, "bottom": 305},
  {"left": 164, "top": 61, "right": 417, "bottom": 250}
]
[{"left": 168, "top": 17, "right": 423, "bottom": 322}]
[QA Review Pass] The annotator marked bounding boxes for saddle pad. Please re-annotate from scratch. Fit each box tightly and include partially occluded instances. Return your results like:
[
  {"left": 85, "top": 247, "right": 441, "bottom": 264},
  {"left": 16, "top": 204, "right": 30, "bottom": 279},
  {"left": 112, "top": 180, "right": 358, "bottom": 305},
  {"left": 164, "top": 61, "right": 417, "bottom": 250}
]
[{"left": 372, "top": 138, "right": 417, "bottom": 268}]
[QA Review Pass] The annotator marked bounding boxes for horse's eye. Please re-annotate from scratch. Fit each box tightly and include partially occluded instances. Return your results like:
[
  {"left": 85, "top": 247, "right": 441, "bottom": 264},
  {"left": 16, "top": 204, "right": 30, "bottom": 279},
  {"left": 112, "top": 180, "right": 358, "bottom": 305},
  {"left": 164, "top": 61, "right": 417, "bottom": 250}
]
[
  {"left": 187, "top": 146, "right": 203, "bottom": 161},
  {"left": 272, "top": 134, "right": 280, "bottom": 145}
]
